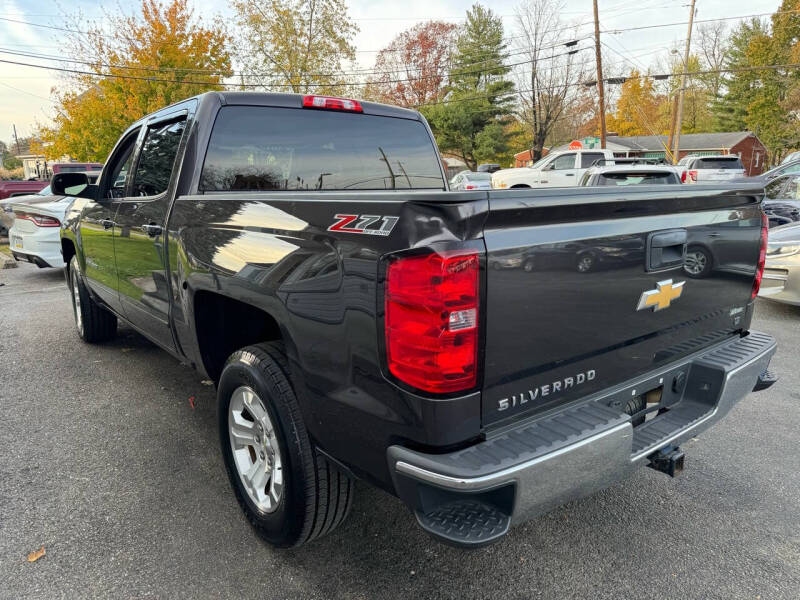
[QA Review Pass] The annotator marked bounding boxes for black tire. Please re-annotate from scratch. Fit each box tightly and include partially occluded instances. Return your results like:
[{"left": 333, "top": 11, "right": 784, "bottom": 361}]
[
  {"left": 523, "top": 258, "right": 535, "bottom": 272},
  {"left": 69, "top": 255, "right": 117, "bottom": 343},
  {"left": 218, "top": 342, "right": 353, "bottom": 548},
  {"left": 510, "top": 184, "right": 531, "bottom": 189}
]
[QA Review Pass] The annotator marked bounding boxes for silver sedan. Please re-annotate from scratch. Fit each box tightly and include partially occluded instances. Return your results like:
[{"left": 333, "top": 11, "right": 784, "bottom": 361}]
[{"left": 759, "top": 222, "right": 800, "bottom": 306}]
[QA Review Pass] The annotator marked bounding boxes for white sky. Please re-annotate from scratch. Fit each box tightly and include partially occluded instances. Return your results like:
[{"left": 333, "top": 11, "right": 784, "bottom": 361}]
[{"left": 0, "top": 0, "right": 782, "bottom": 148}]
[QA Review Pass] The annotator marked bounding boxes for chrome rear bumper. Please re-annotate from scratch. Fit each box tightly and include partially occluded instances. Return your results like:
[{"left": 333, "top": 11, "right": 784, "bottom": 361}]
[{"left": 388, "top": 332, "right": 777, "bottom": 547}]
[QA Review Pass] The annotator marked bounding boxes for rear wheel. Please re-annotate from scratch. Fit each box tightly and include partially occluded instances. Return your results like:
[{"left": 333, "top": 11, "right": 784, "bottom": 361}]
[
  {"left": 69, "top": 256, "right": 116, "bottom": 343},
  {"left": 218, "top": 342, "right": 353, "bottom": 547}
]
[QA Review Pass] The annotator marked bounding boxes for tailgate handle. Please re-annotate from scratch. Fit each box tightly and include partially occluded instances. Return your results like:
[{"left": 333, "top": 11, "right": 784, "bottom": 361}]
[{"left": 647, "top": 229, "right": 687, "bottom": 272}]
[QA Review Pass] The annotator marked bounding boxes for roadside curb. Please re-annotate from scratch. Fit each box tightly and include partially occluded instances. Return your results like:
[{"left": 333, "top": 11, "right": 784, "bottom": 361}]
[{"left": 0, "top": 251, "right": 18, "bottom": 269}]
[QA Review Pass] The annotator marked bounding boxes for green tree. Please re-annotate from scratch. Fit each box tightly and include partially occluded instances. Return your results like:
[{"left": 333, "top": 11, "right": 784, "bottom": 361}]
[
  {"left": 422, "top": 4, "right": 515, "bottom": 169},
  {"left": 40, "top": 0, "right": 231, "bottom": 162},
  {"left": 232, "top": 0, "right": 358, "bottom": 94},
  {"left": 711, "top": 18, "right": 769, "bottom": 132}
]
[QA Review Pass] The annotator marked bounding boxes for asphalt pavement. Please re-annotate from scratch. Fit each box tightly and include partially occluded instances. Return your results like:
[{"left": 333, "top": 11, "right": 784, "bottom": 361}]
[{"left": 1, "top": 261, "right": 798, "bottom": 599}]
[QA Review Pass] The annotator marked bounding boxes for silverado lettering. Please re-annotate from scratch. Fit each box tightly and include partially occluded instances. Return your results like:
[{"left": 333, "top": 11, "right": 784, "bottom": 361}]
[{"left": 498, "top": 369, "right": 597, "bottom": 411}]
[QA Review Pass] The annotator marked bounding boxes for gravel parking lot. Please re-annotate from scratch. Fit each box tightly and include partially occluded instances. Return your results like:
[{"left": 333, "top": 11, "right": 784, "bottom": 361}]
[{"left": 1, "top": 261, "right": 798, "bottom": 599}]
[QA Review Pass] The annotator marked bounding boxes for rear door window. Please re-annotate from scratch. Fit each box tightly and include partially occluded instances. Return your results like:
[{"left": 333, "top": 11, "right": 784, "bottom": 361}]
[
  {"left": 132, "top": 118, "right": 187, "bottom": 197},
  {"left": 200, "top": 106, "right": 444, "bottom": 191},
  {"left": 580, "top": 152, "right": 606, "bottom": 168},
  {"left": 696, "top": 157, "right": 743, "bottom": 170}
]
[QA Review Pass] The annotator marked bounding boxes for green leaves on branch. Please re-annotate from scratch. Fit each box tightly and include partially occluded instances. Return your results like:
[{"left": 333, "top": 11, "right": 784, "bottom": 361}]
[
  {"left": 231, "top": 0, "right": 358, "bottom": 94},
  {"left": 423, "top": 4, "right": 515, "bottom": 170}
]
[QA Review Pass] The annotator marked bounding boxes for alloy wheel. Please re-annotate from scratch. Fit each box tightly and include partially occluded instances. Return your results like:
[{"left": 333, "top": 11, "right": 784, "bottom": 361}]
[
  {"left": 71, "top": 270, "right": 83, "bottom": 336},
  {"left": 684, "top": 250, "right": 707, "bottom": 276},
  {"left": 228, "top": 386, "right": 284, "bottom": 513}
]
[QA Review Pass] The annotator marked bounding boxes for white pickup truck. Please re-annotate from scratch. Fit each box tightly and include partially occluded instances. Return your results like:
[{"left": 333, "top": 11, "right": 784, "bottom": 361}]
[{"left": 492, "top": 148, "right": 616, "bottom": 189}]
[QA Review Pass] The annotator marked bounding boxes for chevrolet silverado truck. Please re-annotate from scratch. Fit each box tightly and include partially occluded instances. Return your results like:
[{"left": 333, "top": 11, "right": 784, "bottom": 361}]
[{"left": 57, "top": 92, "right": 777, "bottom": 549}]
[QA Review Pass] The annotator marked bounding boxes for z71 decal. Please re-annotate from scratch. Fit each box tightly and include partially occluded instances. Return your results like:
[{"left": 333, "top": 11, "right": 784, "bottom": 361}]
[{"left": 328, "top": 214, "right": 399, "bottom": 236}]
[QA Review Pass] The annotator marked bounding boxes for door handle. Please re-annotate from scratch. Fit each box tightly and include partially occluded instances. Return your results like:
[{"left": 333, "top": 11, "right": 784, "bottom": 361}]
[
  {"left": 707, "top": 232, "right": 722, "bottom": 237},
  {"left": 101, "top": 219, "right": 115, "bottom": 230},
  {"left": 565, "top": 173, "right": 575, "bottom": 176},
  {"left": 142, "top": 223, "right": 162, "bottom": 237}
]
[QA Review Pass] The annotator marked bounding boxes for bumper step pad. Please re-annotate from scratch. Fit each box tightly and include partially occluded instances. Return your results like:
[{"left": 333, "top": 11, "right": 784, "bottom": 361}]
[
  {"left": 417, "top": 500, "right": 510, "bottom": 547},
  {"left": 390, "top": 331, "right": 776, "bottom": 548}
]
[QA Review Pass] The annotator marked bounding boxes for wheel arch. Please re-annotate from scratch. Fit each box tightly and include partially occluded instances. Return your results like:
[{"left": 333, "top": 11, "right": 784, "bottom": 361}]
[
  {"left": 192, "top": 290, "right": 285, "bottom": 383},
  {"left": 61, "top": 237, "right": 77, "bottom": 276}
]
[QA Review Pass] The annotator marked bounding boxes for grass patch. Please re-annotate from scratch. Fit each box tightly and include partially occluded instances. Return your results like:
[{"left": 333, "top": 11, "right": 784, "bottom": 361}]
[{"left": 0, "top": 244, "right": 12, "bottom": 257}]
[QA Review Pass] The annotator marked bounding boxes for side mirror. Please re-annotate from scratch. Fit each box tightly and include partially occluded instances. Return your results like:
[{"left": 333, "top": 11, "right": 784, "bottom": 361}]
[
  {"left": 51, "top": 172, "right": 89, "bottom": 196},
  {"left": 51, "top": 172, "right": 97, "bottom": 200}
]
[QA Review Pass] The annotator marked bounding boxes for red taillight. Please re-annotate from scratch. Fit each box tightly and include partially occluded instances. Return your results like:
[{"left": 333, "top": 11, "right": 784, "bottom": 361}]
[
  {"left": 752, "top": 212, "right": 769, "bottom": 299},
  {"left": 680, "top": 170, "right": 687, "bottom": 183},
  {"left": 385, "top": 251, "right": 479, "bottom": 394},
  {"left": 465, "top": 184, "right": 477, "bottom": 190},
  {"left": 302, "top": 95, "right": 363, "bottom": 112},
  {"left": 688, "top": 170, "right": 698, "bottom": 182},
  {"left": 15, "top": 212, "right": 60, "bottom": 227}
]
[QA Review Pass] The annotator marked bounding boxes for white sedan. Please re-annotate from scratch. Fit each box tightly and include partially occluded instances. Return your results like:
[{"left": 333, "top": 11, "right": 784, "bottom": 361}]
[
  {"left": 450, "top": 171, "right": 492, "bottom": 190},
  {"left": 7, "top": 173, "right": 98, "bottom": 268}
]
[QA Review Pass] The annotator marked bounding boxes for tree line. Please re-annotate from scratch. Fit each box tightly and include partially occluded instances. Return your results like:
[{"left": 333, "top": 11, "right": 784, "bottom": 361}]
[{"left": 24, "top": 0, "right": 800, "bottom": 169}]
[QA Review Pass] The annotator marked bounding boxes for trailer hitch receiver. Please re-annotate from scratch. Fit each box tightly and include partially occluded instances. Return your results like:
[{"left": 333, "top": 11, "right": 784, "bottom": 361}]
[{"left": 647, "top": 445, "right": 685, "bottom": 478}]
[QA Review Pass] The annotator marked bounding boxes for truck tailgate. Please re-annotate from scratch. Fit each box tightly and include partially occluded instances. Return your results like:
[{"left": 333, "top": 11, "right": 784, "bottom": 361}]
[{"left": 482, "top": 185, "right": 764, "bottom": 425}]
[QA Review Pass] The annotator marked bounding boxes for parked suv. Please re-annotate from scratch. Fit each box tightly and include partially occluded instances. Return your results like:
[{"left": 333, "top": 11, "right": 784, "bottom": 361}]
[{"left": 681, "top": 155, "right": 746, "bottom": 183}]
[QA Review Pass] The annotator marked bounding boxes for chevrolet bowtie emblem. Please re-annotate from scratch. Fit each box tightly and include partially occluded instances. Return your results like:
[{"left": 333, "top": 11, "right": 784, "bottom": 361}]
[{"left": 636, "top": 279, "right": 685, "bottom": 312}]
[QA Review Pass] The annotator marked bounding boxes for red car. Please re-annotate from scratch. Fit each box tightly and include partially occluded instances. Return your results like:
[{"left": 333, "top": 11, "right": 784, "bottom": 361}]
[{"left": 0, "top": 178, "right": 49, "bottom": 200}]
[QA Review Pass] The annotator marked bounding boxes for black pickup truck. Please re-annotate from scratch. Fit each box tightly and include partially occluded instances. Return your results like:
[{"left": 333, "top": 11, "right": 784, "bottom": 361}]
[{"left": 56, "top": 92, "right": 777, "bottom": 548}]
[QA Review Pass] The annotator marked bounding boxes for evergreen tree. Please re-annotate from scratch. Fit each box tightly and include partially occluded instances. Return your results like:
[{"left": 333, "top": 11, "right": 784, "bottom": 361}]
[
  {"left": 711, "top": 19, "right": 768, "bottom": 132},
  {"left": 422, "top": 4, "right": 515, "bottom": 169}
]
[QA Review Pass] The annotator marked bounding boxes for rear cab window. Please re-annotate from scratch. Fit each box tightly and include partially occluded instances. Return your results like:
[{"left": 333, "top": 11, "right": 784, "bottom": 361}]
[
  {"left": 598, "top": 172, "right": 679, "bottom": 185},
  {"left": 696, "top": 157, "right": 743, "bottom": 170},
  {"left": 200, "top": 106, "right": 444, "bottom": 192}
]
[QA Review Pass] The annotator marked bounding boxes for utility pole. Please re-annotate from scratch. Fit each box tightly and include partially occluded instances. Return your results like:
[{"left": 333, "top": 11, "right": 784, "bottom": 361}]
[
  {"left": 672, "top": 0, "right": 696, "bottom": 165},
  {"left": 666, "top": 88, "right": 680, "bottom": 161},
  {"left": 12, "top": 124, "right": 21, "bottom": 155},
  {"left": 593, "top": 0, "right": 607, "bottom": 149}
]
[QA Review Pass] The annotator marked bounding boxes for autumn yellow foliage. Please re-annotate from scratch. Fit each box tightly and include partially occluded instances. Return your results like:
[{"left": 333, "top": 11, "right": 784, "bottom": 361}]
[
  {"left": 39, "top": 0, "right": 231, "bottom": 162},
  {"left": 605, "top": 71, "right": 668, "bottom": 137}
]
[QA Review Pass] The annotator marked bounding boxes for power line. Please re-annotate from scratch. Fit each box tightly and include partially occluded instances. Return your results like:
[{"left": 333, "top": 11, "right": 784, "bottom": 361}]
[
  {"left": 415, "top": 62, "right": 800, "bottom": 109},
  {"left": 0, "top": 80, "right": 56, "bottom": 103},
  {"left": 601, "top": 9, "right": 799, "bottom": 35},
  {"left": 0, "top": 43, "right": 592, "bottom": 88}
]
